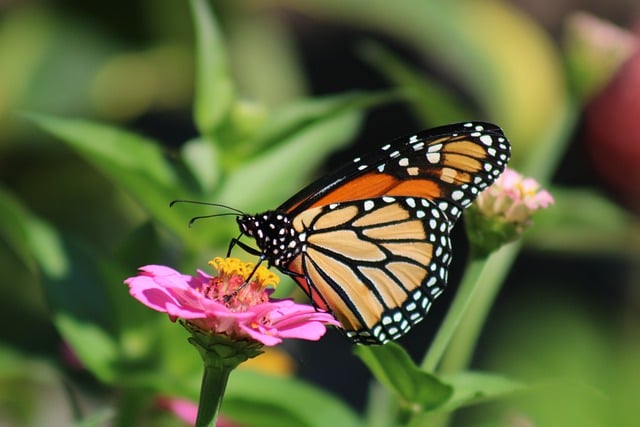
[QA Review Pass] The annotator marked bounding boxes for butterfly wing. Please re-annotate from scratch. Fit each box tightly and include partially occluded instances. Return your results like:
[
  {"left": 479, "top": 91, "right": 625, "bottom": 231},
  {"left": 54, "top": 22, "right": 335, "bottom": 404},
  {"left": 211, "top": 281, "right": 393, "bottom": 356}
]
[
  {"left": 238, "top": 122, "right": 510, "bottom": 344},
  {"left": 279, "top": 122, "right": 510, "bottom": 222},
  {"left": 284, "top": 196, "right": 452, "bottom": 344}
]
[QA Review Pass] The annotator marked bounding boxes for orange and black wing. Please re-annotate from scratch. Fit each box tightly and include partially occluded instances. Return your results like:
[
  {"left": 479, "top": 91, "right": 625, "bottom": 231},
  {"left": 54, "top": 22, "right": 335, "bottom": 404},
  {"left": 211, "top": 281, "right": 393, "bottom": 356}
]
[
  {"left": 285, "top": 196, "right": 451, "bottom": 344},
  {"left": 279, "top": 121, "right": 510, "bottom": 222},
  {"left": 237, "top": 122, "right": 510, "bottom": 344}
]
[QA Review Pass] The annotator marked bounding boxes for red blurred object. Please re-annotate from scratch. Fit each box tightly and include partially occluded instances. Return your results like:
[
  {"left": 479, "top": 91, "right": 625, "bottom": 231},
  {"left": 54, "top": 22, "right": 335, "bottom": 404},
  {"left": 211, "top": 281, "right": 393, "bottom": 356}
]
[{"left": 585, "top": 46, "right": 640, "bottom": 213}]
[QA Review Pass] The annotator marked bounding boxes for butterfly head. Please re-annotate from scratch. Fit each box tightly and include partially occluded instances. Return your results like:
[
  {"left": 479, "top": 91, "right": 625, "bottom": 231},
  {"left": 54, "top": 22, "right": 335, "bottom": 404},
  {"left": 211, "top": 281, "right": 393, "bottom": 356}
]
[{"left": 237, "top": 211, "right": 301, "bottom": 268}]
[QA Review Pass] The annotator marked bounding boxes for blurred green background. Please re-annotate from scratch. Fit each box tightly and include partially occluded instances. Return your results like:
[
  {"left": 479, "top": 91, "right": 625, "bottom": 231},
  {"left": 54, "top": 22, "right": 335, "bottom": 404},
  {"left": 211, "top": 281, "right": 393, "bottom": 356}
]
[{"left": 1, "top": 0, "right": 640, "bottom": 426}]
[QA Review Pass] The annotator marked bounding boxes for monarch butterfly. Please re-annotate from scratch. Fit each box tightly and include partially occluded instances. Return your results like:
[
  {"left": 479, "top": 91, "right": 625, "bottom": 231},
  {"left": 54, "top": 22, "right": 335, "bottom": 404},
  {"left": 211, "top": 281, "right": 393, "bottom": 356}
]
[{"left": 233, "top": 122, "right": 510, "bottom": 344}]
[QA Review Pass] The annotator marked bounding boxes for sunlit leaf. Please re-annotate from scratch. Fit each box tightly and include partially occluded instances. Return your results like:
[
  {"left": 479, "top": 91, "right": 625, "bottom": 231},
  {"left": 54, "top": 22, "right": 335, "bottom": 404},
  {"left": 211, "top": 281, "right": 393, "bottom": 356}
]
[
  {"left": 216, "top": 108, "right": 362, "bottom": 212},
  {"left": 284, "top": 0, "right": 569, "bottom": 167},
  {"left": 180, "top": 136, "right": 221, "bottom": 194},
  {"left": 245, "top": 91, "right": 398, "bottom": 158},
  {"left": 216, "top": 91, "right": 398, "bottom": 212},
  {"left": 359, "top": 41, "right": 473, "bottom": 125},
  {"left": 190, "top": 0, "right": 235, "bottom": 136},
  {"left": 25, "top": 113, "right": 199, "bottom": 244}
]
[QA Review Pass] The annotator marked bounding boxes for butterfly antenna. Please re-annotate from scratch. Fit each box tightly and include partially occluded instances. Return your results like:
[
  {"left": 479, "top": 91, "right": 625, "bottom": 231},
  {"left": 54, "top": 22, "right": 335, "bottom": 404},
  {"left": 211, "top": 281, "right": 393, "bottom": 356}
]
[
  {"left": 188, "top": 212, "right": 241, "bottom": 227},
  {"left": 170, "top": 199, "right": 245, "bottom": 215}
]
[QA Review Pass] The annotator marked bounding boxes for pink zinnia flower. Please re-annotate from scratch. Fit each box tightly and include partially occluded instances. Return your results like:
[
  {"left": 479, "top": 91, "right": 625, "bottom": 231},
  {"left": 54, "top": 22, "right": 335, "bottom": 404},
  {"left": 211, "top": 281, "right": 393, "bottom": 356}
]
[
  {"left": 475, "top": 168, "right": 554, "bottom": 224},
  {"left": 124, "top": 257, "right": 339, "bottom": 346},
  {"left": 465, "top": 168, "right": 554, "bottom": 257}
]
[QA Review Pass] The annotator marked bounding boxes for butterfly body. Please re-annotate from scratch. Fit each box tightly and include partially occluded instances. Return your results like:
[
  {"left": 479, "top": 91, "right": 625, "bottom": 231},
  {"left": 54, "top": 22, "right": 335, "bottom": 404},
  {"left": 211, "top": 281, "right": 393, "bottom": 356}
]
[{"left": 236, "top": 122, "right": 510, "bottom": 344}]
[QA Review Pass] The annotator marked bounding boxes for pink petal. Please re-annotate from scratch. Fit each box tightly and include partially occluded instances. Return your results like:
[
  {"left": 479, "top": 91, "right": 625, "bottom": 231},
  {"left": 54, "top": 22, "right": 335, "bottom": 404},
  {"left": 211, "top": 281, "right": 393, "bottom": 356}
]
[
  {"left": 239, "top": 325, "right": 284, "bottom": 346},
  {"left": 156, "top": 396, "right": 198, "bottom": 425},
  {"left": 126, "top": 265, "right": 338, "bottom": 345}
]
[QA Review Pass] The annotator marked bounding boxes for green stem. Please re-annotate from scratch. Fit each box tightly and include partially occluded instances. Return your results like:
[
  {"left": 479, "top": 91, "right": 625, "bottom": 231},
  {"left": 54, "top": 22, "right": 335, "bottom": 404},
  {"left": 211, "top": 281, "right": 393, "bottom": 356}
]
[
  {"left": 183, "top": 323, "right": 264, "bottom": 427},
  {"left": 195, "top": 361, "right": 232, "bottom": 427},
  {"left": 438, "top": 242, "right": 520, "bottom": 373},
  {"left": 420, "top": 255, "right": 487, "bottom": 372}
]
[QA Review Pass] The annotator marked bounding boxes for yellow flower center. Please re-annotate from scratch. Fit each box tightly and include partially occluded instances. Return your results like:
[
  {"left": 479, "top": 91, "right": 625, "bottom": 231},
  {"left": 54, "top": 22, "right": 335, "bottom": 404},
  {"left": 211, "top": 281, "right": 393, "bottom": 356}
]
[{"left": 209, "top": 257, "right": 280, "bottom": 289}]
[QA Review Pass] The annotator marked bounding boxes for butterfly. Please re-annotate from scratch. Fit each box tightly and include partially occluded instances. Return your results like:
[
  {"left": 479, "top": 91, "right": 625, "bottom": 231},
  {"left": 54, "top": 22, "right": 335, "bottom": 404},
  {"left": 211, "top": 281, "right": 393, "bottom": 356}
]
[{"left": 233, "top": 122, "right": 510, "bottom": 344}]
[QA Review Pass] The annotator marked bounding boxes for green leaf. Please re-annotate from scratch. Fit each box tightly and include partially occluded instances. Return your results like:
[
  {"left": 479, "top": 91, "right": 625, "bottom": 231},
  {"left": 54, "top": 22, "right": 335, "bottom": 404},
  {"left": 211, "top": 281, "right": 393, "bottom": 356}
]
[
  {"left": 25, "top": 113, "right": 198, "bottom": 243},
  {"left": 189, "top": 0, "right": 235, "bottom": 136},
  {"left": 216, "top": 107, "right": 363, "bottom": 211},
  {"left": 40, "top": 236, "right": 120, "bottom": 382},
  {"left": 245, "top": 91, "right": 398, "bottom": 158},
  {"left": 359, "top": 41, "right": 474, "bottom": 126},
  {"left": 24, "top": 113, "right": 177, "bottom": 187},
  {"left": 525, "top": 187, "right": 634, "bottom": 255},
  {"left": 355, "top": 343, "right": 453, "bottom": 409},
  {"left": 56, "top": 313, "right": 120, "bottom": 382},
  {"left": 223, "top": 370, "right": 364, "bottom": 427},
  {"left": 0, "top": 188, "right": 122, "bottom": 382},
  {"left": 0, "top": 187, "right": 66, "bottom": 276},
  {"left": 436, "top": 371, "right": 525, "bottom": 412},
  {"left": 216, "top": 91, "right": 399, "bottom": 212},
  {"left": 180, "top": 137, "right": 220, "bottom": 194},
  {"left": 283, "top": 0, "right": 569, "bottom": 167}
]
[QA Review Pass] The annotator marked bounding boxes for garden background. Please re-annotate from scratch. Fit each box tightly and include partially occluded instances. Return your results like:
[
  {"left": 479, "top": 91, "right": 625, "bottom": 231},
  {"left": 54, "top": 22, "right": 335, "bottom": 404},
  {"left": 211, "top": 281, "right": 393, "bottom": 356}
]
[{"left": 1, "top": 0, "right": 639, "bottom": 426}]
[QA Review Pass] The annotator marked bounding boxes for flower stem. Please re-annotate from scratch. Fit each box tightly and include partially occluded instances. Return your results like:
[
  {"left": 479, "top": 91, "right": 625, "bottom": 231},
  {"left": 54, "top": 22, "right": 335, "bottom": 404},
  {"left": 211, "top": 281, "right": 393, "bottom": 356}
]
[
  {"left": 195, "top": 361, "right": 232, "bottom": 427},
  {"left": 420, "top": 254, "right": 487, "bottom": 372},
  {"left": 437, "top": 242, "right": 520, "bottom": 373},
  {"left": 184, "top": 322, "right": 264, "bottom": 427}
]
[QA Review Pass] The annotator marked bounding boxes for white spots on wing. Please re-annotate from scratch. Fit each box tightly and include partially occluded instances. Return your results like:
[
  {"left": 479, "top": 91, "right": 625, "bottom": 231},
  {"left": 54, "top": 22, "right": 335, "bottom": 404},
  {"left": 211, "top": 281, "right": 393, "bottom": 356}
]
[
  {"left": 426, "top": 143, "right": 442, "bottom": 164},
  {"left": 480, "top": 134, "right": 493, "bottom": 146},
  {"left": 364, "top": 200, "right": 375, "bottom": 211},
  {"left": 407, "top": 167, "right": 419, "bottom": 176},
  {"left": 427, "top": 152, "right": 441, "bottom": 164},
  {"left": 398, "top": 157, "right": 409, "bottom": 167}
]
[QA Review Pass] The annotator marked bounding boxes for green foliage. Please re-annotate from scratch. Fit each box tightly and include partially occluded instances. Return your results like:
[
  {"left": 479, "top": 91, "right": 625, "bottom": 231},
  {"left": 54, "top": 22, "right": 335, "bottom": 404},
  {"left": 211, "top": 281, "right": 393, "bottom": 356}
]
[
  {"left": 0, "top": 0, "right": 636, "bottom": 426},
  {"left": 355, "top": 343, "right": 452, "bottom": 410},
  {"left": 224, "top": 370, "right": 364, "bottom": 427}
]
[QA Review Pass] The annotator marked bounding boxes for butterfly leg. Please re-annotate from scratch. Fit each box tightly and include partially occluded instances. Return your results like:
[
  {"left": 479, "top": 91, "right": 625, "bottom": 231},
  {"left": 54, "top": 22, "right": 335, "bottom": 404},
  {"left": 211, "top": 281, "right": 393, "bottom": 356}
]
[
  {"left": 223, "top": 254, "right": 267, "bottom": 303},
  {"left": 227, "top": 235, "right": 262, "bottom": 257}
]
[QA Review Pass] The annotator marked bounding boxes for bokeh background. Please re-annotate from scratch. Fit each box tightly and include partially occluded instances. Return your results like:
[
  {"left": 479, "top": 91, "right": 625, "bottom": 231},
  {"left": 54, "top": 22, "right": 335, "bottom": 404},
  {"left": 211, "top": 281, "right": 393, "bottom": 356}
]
[{"left": 1, "top": 0, "right": 640, "bottom": 426}]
